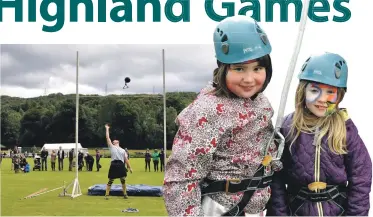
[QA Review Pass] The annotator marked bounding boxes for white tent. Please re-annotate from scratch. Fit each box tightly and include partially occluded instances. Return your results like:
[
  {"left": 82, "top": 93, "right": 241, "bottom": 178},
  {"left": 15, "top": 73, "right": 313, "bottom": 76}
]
[{"left": 41, "top": 143, "right": 87, "bottom": 157}]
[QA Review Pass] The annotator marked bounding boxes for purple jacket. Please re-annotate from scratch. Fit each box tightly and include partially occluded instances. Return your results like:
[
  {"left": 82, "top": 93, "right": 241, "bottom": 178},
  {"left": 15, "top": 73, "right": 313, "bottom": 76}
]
[{"left": 268, "top": 112, "right": 372, "bottom": 216}]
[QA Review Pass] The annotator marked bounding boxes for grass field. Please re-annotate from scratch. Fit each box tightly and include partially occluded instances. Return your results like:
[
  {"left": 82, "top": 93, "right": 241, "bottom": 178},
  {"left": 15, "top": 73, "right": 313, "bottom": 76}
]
[{"left": 0, "top": 157, "right": 167, "bottom": 216}]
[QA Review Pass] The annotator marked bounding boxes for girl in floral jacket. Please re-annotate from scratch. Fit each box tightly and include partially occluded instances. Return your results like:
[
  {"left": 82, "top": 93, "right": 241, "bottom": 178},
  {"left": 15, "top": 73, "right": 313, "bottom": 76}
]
[
  {"left": 268, "top": 52, "right": 372, "bottom": 216},
  {"left": 163, "top": 15, "right": 282, "bottom": 216}
]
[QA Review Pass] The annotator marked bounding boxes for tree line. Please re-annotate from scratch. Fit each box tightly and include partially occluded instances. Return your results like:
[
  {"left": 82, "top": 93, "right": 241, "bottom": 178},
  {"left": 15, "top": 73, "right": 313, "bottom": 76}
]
[{"left": 1, "top": 92, "right": 198, "bottom": 150}]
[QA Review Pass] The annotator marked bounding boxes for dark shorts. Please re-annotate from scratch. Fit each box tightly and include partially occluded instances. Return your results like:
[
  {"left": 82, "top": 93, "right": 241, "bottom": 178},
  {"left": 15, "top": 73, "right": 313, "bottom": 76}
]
[{"left": 108, "top": 160, "right": 127, "bottom": 179}]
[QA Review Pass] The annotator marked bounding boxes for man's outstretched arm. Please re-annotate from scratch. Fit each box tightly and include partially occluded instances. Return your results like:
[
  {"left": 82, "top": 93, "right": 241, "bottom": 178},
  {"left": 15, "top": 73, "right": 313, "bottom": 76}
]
[{"left": 105, "top": 124, "right": 112, "bottom": 147}]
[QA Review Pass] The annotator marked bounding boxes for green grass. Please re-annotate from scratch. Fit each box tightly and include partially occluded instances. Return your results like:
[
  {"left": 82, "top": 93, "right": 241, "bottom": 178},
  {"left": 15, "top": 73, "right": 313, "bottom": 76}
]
[{"left": 1, "top": 157, "right": 167, "bottom": 216}]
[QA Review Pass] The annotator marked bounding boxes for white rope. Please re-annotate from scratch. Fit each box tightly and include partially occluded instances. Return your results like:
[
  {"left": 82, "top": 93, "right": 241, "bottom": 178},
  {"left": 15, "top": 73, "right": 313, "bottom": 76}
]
[
  {"left": 274, "top": 0, "right": 311, "bottom": 130},
  {"left": 265, "top": 0, "right": 311, "bottom": 159}
]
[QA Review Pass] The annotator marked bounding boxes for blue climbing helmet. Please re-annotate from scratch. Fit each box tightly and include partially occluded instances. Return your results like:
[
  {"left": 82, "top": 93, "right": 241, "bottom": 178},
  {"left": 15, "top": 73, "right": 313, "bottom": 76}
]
[
  {"left": 213, "top": 15, "right": 272, "bottom": 64},
  {"left": 298, "top": 52, "right": 348, "bottom": 88}
]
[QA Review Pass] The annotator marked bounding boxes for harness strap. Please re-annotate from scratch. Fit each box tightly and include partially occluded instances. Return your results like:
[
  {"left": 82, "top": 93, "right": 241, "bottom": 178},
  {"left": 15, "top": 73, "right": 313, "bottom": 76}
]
[
  {"left": 201, "top": 174, "right": 272, "bottom": 195},
  {"left": 289, "top": 185, "right": 347, "bottom": 216},
  {"left": 201, "top": 166, "right": 272, "bottom": 216},
  {"left": 222, "top": 186, "right": 257, "bottom": 216}
]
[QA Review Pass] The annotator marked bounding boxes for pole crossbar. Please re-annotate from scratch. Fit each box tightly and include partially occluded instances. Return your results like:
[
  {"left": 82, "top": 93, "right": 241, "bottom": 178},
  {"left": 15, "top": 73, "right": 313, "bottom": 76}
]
[{"left": 22, "top": 182, "right": 66, "bottom": 199}]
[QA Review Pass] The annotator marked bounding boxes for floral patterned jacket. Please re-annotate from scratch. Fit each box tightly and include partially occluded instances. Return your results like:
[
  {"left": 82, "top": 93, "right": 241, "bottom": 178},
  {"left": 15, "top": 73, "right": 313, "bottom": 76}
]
[{"left": 163, "top": 84, "right": 281, "bottom": 216}]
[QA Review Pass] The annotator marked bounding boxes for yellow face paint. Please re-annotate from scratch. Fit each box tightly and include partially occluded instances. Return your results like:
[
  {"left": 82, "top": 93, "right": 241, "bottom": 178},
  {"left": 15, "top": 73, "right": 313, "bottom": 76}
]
[{"left": 305, "top": 83, "right": 339, "bottom": 117}]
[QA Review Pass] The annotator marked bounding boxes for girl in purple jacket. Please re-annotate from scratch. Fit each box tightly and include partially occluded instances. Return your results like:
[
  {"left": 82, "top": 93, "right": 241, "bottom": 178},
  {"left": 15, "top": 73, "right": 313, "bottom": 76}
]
[{"left": 268, "top": 52, "right": 372, "bottom": 216}]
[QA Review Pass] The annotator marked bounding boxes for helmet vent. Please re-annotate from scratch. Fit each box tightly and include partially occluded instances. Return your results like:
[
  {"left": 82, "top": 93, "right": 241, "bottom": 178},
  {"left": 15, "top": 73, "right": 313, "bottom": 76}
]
[
  {"left": 255, "top": 22, "right": 268, "bottom": 45},
  {"left": 301, "top": 63, "right": 307, "bottom": 72},
  {"left": 216, "top": 28, "right": 224, "bottom": 37},
  {"left": 301, "top": 57, "right": 311, "bottom": 71},
  {"left": 335, "top": 62, "right": 341, "bottom": 79},
  {"left": 255, "top": 22, "right": 263, "bottom": 34},
  {"left": 260, "top": 34, "right": 268, "bottom": 45},
  {"left": 221, "top": 34, "right": 228, "bottom": 42},
  {"left": 335, "top": 62, "right": 341, "bottom": 70},
  {"left": 221, "top": 43, "right": 229, "bottom": 54}
]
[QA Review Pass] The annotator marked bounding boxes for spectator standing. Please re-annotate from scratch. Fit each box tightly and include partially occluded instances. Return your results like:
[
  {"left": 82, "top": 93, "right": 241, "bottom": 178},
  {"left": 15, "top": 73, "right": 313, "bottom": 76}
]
[
  {"left": 152, "top": 149, "right": 160, "bottom": 172},
  {"left": 40, "top": 147, "right": 48, "bottom": 171},
  {"left": 96, "top": 149, "right": 101, "bottom": 171},
  {"left": 57, "top": 146, "right": 64, "bottom": 171},
  {"left": 145, "top": 149, "right": 151, "bottom": 172},
  {"left": 51, "top": 150, "right": 56, "bottom": 171},
  {"left": 86, "top": 153, "right": 94, "bottom": 171},
  {"left": 69, "top": 149, "right": 74, "bottom": 171},
  {"left": 159, "top": 149, "right": 165, "bottom": 172}
]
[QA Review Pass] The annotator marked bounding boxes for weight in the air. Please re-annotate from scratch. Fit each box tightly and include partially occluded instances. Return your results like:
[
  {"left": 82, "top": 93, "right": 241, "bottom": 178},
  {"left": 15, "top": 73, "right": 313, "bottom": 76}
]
[{"left": 123, "top": 77, "right": 131, "bottom": 89}]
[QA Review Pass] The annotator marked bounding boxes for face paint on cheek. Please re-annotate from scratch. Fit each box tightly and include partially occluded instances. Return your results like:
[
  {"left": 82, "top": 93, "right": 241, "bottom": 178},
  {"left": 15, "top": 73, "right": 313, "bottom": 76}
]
[
  {"left": 305, "top": 84, "right": 321, "bottom": 103},
  {"left": 324, "top": 86, "right": 338, "bottom": 115},
  {"left": 325, "top": 102, "right": 337, "bottom": 115},
  {"left": 313, "top": 83, "right": 338, "bottom": 103},
  {"left": 327, "top": 89, "right": 338, "bottom": 104},
  {"left": 327, "top": 96, "right": 338, "bottom": 114}
]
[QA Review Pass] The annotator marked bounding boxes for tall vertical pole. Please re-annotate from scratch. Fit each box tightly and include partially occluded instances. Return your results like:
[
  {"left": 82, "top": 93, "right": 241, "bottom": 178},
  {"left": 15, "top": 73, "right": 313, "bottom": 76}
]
[
  {"left": 162, "top": 49, "right": 167, "bottom": 169},
  {"left": 75, "top": 51, "right": 79, "bottom": 179}
]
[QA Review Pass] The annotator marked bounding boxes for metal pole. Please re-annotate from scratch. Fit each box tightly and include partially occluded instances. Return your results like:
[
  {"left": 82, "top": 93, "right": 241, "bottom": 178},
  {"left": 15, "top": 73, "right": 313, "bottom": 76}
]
[
  {"left": 162, "top": 49, "right": 167, "bottom": 169},
  {"left": 75, "top": 51, "right": 79, "bottom": 179}
]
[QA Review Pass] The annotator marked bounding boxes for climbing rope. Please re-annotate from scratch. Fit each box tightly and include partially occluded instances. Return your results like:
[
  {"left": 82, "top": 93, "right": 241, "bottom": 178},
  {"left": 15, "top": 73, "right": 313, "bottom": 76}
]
[{"left": 265, "top": 0, "right": 312, "bottom": 161}]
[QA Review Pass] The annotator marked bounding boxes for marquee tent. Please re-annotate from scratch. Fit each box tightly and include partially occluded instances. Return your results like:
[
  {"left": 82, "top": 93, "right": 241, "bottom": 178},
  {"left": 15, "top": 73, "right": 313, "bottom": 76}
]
[{"left": 41, "top": 143, "right": 87, "bottom": 156}]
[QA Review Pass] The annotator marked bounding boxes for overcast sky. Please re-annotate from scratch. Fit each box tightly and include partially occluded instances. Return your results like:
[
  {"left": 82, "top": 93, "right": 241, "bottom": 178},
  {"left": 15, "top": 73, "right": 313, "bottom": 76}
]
[{"left": 0, "top": 44, "right": 218, "bottom": 97}]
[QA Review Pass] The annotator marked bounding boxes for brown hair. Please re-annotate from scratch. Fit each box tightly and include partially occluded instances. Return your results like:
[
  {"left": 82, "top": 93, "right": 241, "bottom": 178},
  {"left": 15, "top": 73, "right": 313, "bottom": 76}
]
[{"left": 211, "top": 63, "right": 235, "bottom": 98}]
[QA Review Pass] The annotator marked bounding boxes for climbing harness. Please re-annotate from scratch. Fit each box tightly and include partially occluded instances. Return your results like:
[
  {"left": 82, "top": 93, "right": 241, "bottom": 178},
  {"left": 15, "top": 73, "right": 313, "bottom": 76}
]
[
  {"left": 200, "top": 0, "right": 312, "bottom": 215},
  {"left": 288, "top": 183, "right": 348, "bottom": 216},
  {"left": 201, "top": 165, "right": 273, "bottom": 216},
  {"left": 285, "top": 132, "right": 350, "bottom": 216}
]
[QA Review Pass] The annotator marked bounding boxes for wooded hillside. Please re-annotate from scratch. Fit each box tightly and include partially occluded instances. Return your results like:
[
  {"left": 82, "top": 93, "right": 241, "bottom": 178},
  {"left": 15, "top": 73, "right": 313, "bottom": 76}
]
[{"left": 1, "top": 92, "right": 198, "bottom": 149}]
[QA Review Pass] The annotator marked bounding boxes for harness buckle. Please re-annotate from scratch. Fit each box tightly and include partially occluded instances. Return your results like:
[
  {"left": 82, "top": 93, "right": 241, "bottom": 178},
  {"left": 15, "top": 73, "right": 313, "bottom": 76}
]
[
  {"left": 225, "top": 179, "right": 241, "bottom": 193},
  {"left": 327, "top": 186, "right": 340, "bottom": 199},
  {"left": 262, "top": 155, "right": 272, "bottom": 166},
  {"left": 308, "top": 182, "right": 327, "bottom": 191},
  {"left": 244, "top": 177, "right": 261, "bottom": 190}
]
